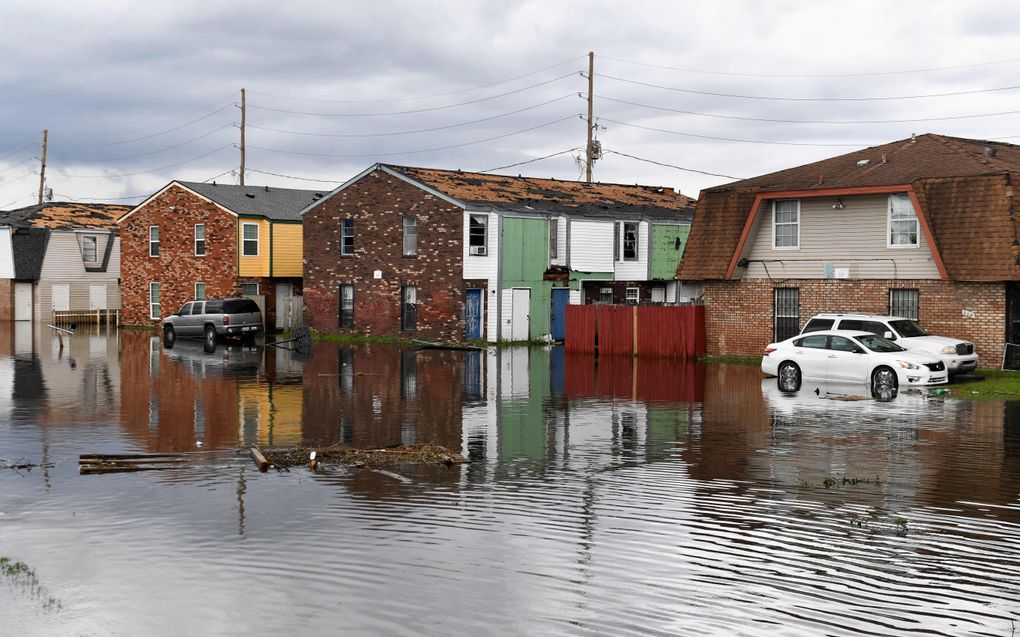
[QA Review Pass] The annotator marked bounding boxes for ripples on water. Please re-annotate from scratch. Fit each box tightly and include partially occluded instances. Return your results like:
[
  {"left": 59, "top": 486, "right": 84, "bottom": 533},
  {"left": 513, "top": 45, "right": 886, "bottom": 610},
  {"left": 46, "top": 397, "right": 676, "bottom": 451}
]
[{"left": 0, "top": 326, "right": 1018, "bottom": 635}]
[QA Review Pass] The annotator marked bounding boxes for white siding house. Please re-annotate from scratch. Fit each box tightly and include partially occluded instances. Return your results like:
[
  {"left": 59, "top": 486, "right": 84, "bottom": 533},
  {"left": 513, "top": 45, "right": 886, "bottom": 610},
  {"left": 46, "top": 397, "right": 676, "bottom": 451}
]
[
  {"left": 35, "top": 230, "right": 121, "bottom": 322},
  {"left": 0, "top": 227, "right": 15, "bottom": 278}
]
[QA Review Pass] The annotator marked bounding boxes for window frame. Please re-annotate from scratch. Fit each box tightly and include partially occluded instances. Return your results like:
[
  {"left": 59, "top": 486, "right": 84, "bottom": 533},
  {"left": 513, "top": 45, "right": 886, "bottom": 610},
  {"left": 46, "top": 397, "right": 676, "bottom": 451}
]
[
  {"left": 339, "top": 284, "right": 355, "bottom": 328},
  {"left": 241, "top": 222, "right": 259, "bottom": 257},
  {"left": 773, "top": 287, "right": 800, "bottom": 342},
  {"left": 889, "top": 288, "right": 920, "bottom": 320},
  {"left": 468, "top": 214, "right": 488, "bottom": 256},
  {"left": 241, "top": 282, "right": 259, "bottom": 296},
  {"left": 400, "top": 285, "right": 418, "bottom": 332},
  {"left": 402, "top": 216, "right": 418, "bottom": 256},
  {"left": 81, "top": 234, "right": 99, "bottom": 262},
  {"left": 622, "top": 221, "right": 639, "bottom": 262},
  {"left": 149, "top": 226, "right": 160, "bottom": 257},
  {"left": 887, "top": 193, "right": 919, "bottom": 249},
  {"left": 341, "top": 219, "right": 355, "bottom": 255},
  {"left": 771, "top": 200, "right": 800, "bottom": 251},
  {"left": 194, "top": 282, "right": 206, "bottom": 301},
  {"left": 549, "top": 218, "right": 558, "bottom": 260},
  {"left": 149, "top": 282, "right": 161, "bottom": 319},
  {"left": 194, "top": 223, "right": 207, "bottom": 257},
  {"left": 625, "top": 287, "right": 640, "bottom": 304}
]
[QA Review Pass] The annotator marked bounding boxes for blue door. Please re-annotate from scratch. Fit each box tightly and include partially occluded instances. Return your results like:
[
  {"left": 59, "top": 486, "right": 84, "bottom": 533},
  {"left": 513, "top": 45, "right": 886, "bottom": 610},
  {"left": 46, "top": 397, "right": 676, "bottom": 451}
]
[
  {"left": 465, "top": 289, "right": 482, "bottom": 340},
  {"left": 550, "top": 288, "right": 570, "bottom": 341}
]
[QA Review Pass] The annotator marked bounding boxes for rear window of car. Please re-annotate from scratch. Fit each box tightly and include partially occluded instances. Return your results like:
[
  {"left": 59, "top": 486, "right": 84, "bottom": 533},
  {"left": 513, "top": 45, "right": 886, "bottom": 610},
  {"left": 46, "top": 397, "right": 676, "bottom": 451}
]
[
  {"left": 224, "top": 299, "right": 261, "bottom": 314},
  {"left": 837, "top": 319, "right": 863, "bottom": 331},
  {"left": 794, "top": 334, "right": 828, "bottom": 349},
  {"left": 204, "top": 300, "right": 224, "bottom": 313},
  {"left": 802, "top": 319, "right": 833, "bottom": 333}
]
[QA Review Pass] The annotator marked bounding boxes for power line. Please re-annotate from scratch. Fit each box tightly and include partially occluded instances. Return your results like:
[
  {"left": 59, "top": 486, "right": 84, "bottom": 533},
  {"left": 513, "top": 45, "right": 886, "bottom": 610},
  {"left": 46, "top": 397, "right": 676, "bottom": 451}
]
[
  {"left": 247, "top": 115, "right": 579, "bottom": 158},
  {"left": 597, "top": 72, "right": 1020, "bottom": 102},
  {"left": 248, "top": 55, "right": 586, "bottom": 104},
  {"left": 69, "top": 91, "right": 238, "bottom": 138},
  {"left": 247, "top": 94, "right": 578, "bottom": 138},
  {"left": 245, "top": 168, "right": 340, "bottom": 184},
  {"left": 0, "top": 156, "right": 37, "bottom": 175},
  {"left": 0, "top": 169, "right": 39, "bottom": 187},
  {"left": 598, "top": 94, "right": 1020, "bottom": 125},
  {"left": 0, "top": 141, "right": 37, "bottom": 164},
  {"left": 599, "top": 117, "right": 866, "bottom": 147},
  {"left": 480, "top": 148, "right": 582, "bottom": 173},
  {"left": 202, "top": 169, "right": 237, "bottom": 184},
  {"left": 50, "top": 144, "right": 233, "bottom": 179},
  {"left": 55, "top": 191, "right": 152, "bottom": 202},
  {"left": 601, "top": 53, "right": 1020, "bottom": 79},
  {"left": 248, "top": 73, "right": 579, "bottom": 117},
  {"left": 70, "top": 103, "right": 236, "bottom": 148},
  {"left": 602, "top": 148, "right": 743, "bottom": 180},
  {"left": 69, "top": 123, "right": 235, "bottom": 162}
]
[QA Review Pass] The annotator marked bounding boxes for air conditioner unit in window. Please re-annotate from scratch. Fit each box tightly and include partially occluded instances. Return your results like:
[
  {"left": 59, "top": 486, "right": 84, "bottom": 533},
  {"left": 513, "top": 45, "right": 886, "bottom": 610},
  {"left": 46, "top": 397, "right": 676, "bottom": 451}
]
[{"left": 469, "top": 245, "right": 487, "bottom": 256}]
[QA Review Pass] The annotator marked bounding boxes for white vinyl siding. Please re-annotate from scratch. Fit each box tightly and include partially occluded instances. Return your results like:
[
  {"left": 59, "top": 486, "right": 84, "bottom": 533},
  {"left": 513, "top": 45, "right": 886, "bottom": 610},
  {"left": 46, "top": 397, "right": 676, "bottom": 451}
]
[
  {"left": 614, "top": 220, "right": 649, "bottom": 281},
  {"left": 34, "top": 232, "right": 121, "bottom": 322},
  {"left": 740, "top": 195, "right": 940, "bottom": 279},
  {"left": 462, "top": 211, "right": 499, "bottom": 343},
  {"left": 0, "top": 228, "right": 15, "bottom": 278},
  {"left": 569, "top": 220, "right": 614, "bottom": 272},
  {"left": 550, "top": 216, "right": 568, "bottom": 267}
]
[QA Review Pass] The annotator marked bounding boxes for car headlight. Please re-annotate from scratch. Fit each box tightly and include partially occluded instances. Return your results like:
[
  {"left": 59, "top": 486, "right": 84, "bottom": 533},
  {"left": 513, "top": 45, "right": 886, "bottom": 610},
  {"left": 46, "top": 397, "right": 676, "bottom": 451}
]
[
  {"left": 896, "top": 360, "right": 921, "bottom": 370},
  {"left": 940, "top": 345, "right": 957, "bottom": 355}
]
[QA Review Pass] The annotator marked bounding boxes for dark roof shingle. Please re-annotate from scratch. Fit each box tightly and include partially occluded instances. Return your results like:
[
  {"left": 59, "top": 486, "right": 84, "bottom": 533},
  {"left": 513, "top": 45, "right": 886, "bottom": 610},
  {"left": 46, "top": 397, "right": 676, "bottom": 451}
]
[
  {"left": 11, "top": 227, "right": 49, "bottom": 280},
  {"left": 178, "top": 181, "right": 325, "bottom": 221},
  {"left": 0, "top": 202, "right": 130, "bottom": 230}
]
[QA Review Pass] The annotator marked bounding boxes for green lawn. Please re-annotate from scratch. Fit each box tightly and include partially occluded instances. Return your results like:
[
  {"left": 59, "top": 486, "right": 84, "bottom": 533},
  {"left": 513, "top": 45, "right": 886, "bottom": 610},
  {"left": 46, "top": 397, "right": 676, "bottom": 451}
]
[{"left": 946, "top": 369, "right": 1020, "bottom": 401}]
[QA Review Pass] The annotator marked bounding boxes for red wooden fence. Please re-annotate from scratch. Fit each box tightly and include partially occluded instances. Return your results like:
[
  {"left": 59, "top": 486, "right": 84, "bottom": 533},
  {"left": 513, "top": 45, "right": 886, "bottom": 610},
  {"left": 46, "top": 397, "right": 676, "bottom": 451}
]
[
  {"left": 563, "top": 353, "right": 706, "bottom": 403},
  {"left": 564, "top": 304, "right": 705, "bottom": 358}
]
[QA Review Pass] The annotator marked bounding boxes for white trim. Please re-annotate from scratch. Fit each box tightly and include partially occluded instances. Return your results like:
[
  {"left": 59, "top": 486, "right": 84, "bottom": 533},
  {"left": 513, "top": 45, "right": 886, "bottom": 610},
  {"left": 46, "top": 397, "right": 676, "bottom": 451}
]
[
  {"left": 887, "top": 193, "right": 920, "bottom": 249},
  {"left": 625, "top": 287, "right": 640, "bottom": 303},
  {"left": 117, "top": 181, "right": 239, "bottom": 225},
  {"left": 241, "top": 282, "right": 259, "bottom": 295},
  {"left": 149, "top": 225, "right": 160, "bottom": 257},
  {"left": 81, "top": 234, "right": 99, "bottom": 262},
  {"left": 771, "top": 199, "right": 800, "bottom": 251},
  {"left": 194, "top": 223, "right": 206, "bottom": 256},
  {"left": 149, "top": 281, "right": 161, "bottom": 320},
  {"left": 194, "top": 281, "right": 206, "bottom": 300},
  {"left": 241, "top": 222, "right": 260, "bottom": 257},
  {"left": 297, "top": 164, "right": 467, "bottom": 216}
]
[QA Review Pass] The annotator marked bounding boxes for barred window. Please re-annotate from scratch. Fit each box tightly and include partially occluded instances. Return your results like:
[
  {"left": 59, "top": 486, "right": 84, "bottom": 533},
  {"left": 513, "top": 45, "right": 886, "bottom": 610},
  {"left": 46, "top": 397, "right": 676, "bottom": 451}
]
[
  {"left": 889, "top": 288, "right": 919, "bottom": 320},
  {"left": 339, "top": 284, "right": 354, "bottom": 328},
  {"left": 401, "top": 285, "right": 417, "bottom": 331},
  {"left": 774, "top": 287, "right": 800, "bottom": 342}
]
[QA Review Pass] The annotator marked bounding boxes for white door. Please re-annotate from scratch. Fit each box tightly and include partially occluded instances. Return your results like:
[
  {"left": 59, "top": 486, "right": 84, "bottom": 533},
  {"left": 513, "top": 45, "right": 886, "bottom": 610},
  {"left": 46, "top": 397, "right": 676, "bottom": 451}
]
[
  {"left": 52, "top": 283, "right": 70, "bottom": 312},
  {"left": 89, "top": 284, "right": 107, "bottom": 310},
  {"left": 511, "top": 288, "right": 530, "bottom": 341},
  {"left": 275, "top": 283, "right": 293, "bottom": 330},
  {"left": 13, "top": 282, "right": 32, "bottom": 320}
]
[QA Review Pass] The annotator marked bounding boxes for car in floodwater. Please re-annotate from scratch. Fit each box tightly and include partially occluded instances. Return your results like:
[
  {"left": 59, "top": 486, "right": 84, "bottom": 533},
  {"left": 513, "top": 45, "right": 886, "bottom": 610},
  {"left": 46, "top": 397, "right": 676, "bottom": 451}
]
[
  {"left": 162, "top": 298, "right": 263, "bottom": 351},
  {"left": 762, "top": 329, "right": 947, "bottom": 396}
]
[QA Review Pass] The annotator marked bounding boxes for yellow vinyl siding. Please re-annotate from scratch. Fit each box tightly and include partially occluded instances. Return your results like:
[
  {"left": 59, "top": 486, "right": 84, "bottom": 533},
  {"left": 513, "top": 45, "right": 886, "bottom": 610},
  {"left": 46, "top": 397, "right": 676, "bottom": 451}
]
[
  {"left": 238, "top": 217, "right": 270, "bottom": 277},
  {"left": 271, "top": 223, "right": 303, "bottom": 277}
]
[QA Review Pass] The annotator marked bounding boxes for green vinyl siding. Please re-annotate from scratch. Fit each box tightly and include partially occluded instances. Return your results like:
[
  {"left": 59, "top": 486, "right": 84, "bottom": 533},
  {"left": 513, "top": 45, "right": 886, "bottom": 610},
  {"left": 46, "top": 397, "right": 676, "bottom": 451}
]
[
  {"left": 498, "top": 348, "right": 550, "bottom": 461},
  {"left": 650, "top": 224, "right": 690, "bottom": 280},
  {"left": 502, "top": 217, "right": 559, "bottom": 340}
]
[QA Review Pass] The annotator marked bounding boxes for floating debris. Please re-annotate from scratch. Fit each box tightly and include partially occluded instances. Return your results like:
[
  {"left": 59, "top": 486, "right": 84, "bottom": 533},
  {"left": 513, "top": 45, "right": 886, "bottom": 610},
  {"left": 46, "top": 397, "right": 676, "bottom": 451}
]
[
  {"left": 0, "top": 458, "right": 53, "bottom": 472},
  {"left": 259, "top": 444, "right": 469, "bottom": 470},
  {"left": 79, "top": 453, "right": 191, "bottom": 475}
]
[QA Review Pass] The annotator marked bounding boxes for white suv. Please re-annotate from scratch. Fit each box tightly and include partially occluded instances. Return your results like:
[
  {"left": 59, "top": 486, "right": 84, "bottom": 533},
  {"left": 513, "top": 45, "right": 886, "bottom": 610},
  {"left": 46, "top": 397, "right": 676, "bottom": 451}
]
[{"left": 800, "top": 313, "right": 978, "bottom": 376}]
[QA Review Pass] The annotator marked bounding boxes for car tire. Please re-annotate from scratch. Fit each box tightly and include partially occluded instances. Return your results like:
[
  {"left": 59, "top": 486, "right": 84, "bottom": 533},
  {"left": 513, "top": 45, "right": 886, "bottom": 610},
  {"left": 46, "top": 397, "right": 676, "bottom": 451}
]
[
  {"left": 203, "top": 325, "right": 217, "bottom": 353},
  {"left": 162, "top": 325, "right": 176, "bottom": 349},
  {"left": 871, "top": 366, "right": 899, "bottom": 399},
  {"left": 777, "top": 361, "right": 801, "bottom": 392}
]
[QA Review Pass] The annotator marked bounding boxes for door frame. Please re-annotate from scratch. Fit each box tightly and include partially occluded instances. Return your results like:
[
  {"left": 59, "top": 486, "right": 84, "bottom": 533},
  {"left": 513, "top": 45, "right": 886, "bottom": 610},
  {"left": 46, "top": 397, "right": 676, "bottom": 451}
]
[
  {"left": 550, "top": 287, "right": 569, "bottom": 341},
  {"left": 465, "top": 288, "right": 483, "bottom": 340},
  {"left": 510, "top": 287, "right": 531, "bottom": 341}
]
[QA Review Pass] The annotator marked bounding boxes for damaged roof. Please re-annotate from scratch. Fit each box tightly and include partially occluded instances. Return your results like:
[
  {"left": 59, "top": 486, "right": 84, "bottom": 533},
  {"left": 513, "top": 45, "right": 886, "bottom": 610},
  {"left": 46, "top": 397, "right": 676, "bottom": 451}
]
[
  {"left": 0, "top": 202, "right": 130, "bottom": 230},
  {"left": 177, "top": 181, "right": 326, "bottom": 221},
  {"left": 384, "top": 164, "right": 695, "bottom": 221},
  {"left": 11, "top": 227, "right": 49, "bottom": 280}
]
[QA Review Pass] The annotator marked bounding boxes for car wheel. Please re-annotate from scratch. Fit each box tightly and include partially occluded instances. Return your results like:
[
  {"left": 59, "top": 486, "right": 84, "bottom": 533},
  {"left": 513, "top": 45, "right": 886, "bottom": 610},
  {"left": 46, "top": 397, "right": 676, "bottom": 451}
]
[
  {"left": 777, "top": 361, "right": 801, "bottom": 392},
  {"left": 162, "top": 325, "right": 176, "bottom": 349},
  {"left": 203, "top": 325, "right": 217, "bottom": 353},
  {"left": 872, "top": 366, "right": 898, "bottom": 399}
]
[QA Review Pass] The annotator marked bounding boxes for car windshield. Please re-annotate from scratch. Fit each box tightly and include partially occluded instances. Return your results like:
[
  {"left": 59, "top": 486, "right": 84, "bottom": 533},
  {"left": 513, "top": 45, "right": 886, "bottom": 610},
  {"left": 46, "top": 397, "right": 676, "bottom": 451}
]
[
  {"left": 857, "top": 334, "right": 906, "bottom": 353},
  {"left": 890, "top": 319, "right": 927, "bottom": 338}
]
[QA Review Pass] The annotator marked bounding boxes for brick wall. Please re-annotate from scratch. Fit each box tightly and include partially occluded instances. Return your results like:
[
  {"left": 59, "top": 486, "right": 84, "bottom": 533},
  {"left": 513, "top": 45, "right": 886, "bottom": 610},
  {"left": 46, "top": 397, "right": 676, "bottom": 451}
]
[
  {"left": 0, "top": 278, "right": 11, "bottom": 321},
  {"left": 120, "top": 185, "right": 240, "bottom": 325},
  {"left": 303, "top": 170, "right": 466, "bottom": 340},
  {"left": 704, "top": 278, "right": 1005, "bottom": 362}
]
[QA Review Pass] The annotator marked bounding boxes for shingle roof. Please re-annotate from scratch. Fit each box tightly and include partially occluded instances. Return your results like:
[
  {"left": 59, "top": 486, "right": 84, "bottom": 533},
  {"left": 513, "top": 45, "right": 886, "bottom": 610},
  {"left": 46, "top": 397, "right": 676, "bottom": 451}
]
[
  {"left": 385, "top": 164, "right": 695, "bottom": 222},
  {"left": 0, "top": 202, "right": 130, "bottom": 230},
  {"left": 178, "top": 181, "right": 325, "bottom": 221},
  {"left": 11, "top": 227, "right": 49, "bottom": 280}
]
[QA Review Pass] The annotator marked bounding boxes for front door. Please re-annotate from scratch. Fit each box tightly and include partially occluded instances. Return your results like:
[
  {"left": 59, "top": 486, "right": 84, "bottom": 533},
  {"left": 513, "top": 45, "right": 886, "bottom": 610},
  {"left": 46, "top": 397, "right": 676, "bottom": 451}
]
[
  {"left": 13, "top": 282, "right": 32, "bottom": 321},
  {"left": 276, "top": 282, "right": 293, "bottom": 330},
  {"left": 511, "top": 288, "right": 530, "bottom": 341},
  {"left": 550, "top": 288, "right": 569, "bottom": 341},
  {"left": 465, "top": 289, "right": 482, "bottom": 340},
  {"left": 52, "top": 283, "right": 69, "bottom": 313}
]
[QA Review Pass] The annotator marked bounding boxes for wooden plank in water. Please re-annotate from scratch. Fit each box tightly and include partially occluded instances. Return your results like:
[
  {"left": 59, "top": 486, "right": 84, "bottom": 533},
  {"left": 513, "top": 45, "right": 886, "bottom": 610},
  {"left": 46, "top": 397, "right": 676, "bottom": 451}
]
[
  {"left": 79, "top": 453, "right": 186, "bottom": 461},
  {"left": 250, "top": 447, "right": 269, "bottom": 472}
]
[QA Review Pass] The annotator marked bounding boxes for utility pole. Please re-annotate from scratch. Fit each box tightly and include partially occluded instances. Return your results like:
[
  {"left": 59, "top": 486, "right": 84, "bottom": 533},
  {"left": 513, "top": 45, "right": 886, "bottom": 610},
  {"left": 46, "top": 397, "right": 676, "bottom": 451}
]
[
  {"left": 239, "top": 88, "right": 246, "bottom": 186},
  {"left": 37, "top": 129, "right": 48, "bottom": 205},
  {"left": 585, "top": 51, "right": 594, "bottom": 183}
]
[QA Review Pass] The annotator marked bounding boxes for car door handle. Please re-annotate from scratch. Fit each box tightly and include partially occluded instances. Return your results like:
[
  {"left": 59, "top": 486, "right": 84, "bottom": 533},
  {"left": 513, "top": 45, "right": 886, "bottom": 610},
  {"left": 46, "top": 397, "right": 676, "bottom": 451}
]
[{"left": 827, "top": 354, "right": 838, "bottom": 358}]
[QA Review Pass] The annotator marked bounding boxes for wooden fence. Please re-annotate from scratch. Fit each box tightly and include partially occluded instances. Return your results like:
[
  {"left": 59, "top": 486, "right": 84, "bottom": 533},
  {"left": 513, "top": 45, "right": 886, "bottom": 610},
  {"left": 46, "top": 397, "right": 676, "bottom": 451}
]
[{"left": 564, "top": 304, "right": 705, "bottom": 358}]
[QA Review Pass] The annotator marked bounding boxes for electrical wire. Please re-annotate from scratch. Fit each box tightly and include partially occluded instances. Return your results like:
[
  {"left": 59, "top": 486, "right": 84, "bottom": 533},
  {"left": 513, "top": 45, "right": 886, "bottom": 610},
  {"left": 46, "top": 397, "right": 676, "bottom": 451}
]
[
  {"left": 50, "top": 144, "right": 234, "bottom": 179},
  {"left": 0, "top": 155, "right": 37, "bottom": 175},
  {"left": 247, "top": 55, "right": 586, "bottom": 104},
  {"left": 0, "top": 194, "right": 35, "bottom": 210},
  {"left": 69, "top": 91, "right": 238, "bottom": 138},
  {"left": 601, "top": 53, "right": 1020, "bottom": 79},
  {"left": 599, "top": 117, "right": 868, "bottom": 147},
  {"left": 70, "top": 103, "right": 236, "bottom": 148},
  {"left": 248, "top": 73, "right": 578, "bottom": 117},
  {"left": 245, "top": 168, "right": 340, "bottom": 184},
  {"left": 480, "top": 148, "right": 583, "bottom": 173},
  {"left": 69, "top": 123, "right": 236, "bottom": 162},
  {"left": 247, "top": 94, "right": 578, "bottom": 138},
  {"left": 0, "top": 141, "right": 37, "bottom": 164},
  {"left": 247, "top": 115, "right": 579, "bottom": 158},
  {"left": 602, "top": 148, "right": 743, "bottom": 180},
  {"left": 55, "top": 192, "right": 152, "bottom": 202},
  {"left": 598, "top": 94, "right": 1020, "bottom": 125},
  {"left": 0, "top": 169, "right": 39, "bottom": 187},
  {"left": 597, "top": 72, "right": 1020, "bottom": 102},
  {"left": 202, "top": 169, "right": 236, "bottom": 184}
]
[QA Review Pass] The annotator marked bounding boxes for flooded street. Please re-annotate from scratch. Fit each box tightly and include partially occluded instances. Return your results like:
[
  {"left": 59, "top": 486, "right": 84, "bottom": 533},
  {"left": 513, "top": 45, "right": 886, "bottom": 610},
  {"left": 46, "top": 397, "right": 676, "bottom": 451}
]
[{"left": 1, "top": 325, "right": 1019, "bottom": 636}]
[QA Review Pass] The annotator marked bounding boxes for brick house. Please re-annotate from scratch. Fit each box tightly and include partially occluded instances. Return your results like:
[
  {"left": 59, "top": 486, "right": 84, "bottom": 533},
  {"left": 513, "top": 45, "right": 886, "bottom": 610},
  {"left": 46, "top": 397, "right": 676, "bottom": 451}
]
[
  {"left": 301, "top": 163, "right": 694, "bottom": 342},
  {"left": 678, "top": 133, "right": 1020, "bottom": 363},
  {"left": 118, "top": 181, "right": 323, "bottom": 328}
]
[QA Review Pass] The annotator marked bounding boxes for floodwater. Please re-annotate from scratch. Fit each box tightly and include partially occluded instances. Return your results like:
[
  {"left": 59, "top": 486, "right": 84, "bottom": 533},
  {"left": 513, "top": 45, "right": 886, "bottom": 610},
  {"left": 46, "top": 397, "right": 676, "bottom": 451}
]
[{"left": 1, "top": 325, "right": 1018, "bottom": 636}]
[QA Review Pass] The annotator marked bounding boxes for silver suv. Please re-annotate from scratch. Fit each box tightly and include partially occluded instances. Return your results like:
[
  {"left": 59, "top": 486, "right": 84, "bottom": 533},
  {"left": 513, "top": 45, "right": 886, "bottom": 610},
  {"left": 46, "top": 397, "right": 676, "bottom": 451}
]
[{"left": 162, "top": 298, "right": 263, "bottom": 350}]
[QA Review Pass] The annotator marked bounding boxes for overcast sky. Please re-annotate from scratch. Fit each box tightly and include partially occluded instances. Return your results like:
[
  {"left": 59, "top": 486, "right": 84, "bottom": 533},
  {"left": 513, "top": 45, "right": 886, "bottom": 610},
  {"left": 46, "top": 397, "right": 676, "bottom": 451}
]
[{"left": 2, "top": 0, "right": 1020, "bottom": 207}]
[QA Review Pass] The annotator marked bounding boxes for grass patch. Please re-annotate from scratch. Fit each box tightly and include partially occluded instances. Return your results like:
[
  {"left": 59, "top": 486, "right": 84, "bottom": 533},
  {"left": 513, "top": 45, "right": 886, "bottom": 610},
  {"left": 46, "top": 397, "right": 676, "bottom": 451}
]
[
  {"left": 699, "top": 355, "right": 760, "bottom": 365},
  {"left": 309, "top": 332, "right": 412, "bottom": 345},
  {"left": 119, "top": 324, "right": 158, "bottom": 331},
  {"left": 945, "top": 369, "right": 1020, "bottom": 400}
]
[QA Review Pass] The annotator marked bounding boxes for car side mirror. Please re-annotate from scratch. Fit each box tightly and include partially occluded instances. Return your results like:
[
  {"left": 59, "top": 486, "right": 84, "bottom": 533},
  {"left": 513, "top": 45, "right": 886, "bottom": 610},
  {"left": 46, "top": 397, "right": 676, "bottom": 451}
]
[
  {"left": 854, "top": 348, "right": 866, "bottom": 354},
  {"left": 883, "top": 331, "right": 895, "bottom": 340}
]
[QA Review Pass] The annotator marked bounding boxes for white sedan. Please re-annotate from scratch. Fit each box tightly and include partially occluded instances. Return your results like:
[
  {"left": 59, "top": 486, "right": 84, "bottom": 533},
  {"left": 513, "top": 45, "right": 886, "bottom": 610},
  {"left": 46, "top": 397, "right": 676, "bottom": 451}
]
[{"left": 761, "top": 330, "right": 948, "bottom": 395}]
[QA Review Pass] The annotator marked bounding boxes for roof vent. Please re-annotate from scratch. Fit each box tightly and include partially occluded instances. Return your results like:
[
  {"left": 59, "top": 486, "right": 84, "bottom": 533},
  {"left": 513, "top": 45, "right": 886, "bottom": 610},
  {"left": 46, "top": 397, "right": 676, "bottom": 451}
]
[
  {"left": 856, "top": 159, "right": 870, "bottom": 167},
  {"left": 984, "top": 146, "right": 997, "bottom": 157},
  {"left": 245, "top": 193, "right": 255, "bottom": 198},
  {"left": 264, "top": 185, "right": 270, "bottom": 192}
]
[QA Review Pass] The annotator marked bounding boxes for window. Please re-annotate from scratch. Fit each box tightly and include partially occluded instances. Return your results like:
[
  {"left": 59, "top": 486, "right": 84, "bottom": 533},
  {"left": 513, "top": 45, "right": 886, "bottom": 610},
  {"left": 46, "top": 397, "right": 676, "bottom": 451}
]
[
  {"left": 599, "top": 287, "right": 613, "bottom": 304},
  {"left": 802, "top": 318, "right": 833, "bottom": 333},
  {"left": 794, "top": 334, "right": 828, "bottom": 349},
  {"left": 242, "top": 223, "right": 259, "bottom": 256},
  {"left": 774, "top": 287, "right": 800, "bottom": 342},
  {"left": 549, "top": 218, "right": 558, "bottom": 259},
  {"left": 468, "top": 214, "right": 487, "bottom": 255},
  {"left": 625, "top": 287, "right": 640, "bottom": 304},
  {"left": 889, "top": 288, "right": 920, "bottom": 320},
  {"left": 190, "top": 301, "right": 204, "bottom": 315},
  {"left": 622, "top": 222, "right": 638, "bottom": 261},
  {"left": 400, "top": 285, "right": 417, "bottom": 331},
  {"left": 339, "top": 284, "right": 354, "bottom": 328},
  {"left": 149, "top": 226, "right": 159, "bottom": 257},
  {"left": 194, "top": 224, "right": 206, "bottom": 256},
  {"left": 179, "top": 302, "right": 193, "bottom": 316},
  {"left": 341, "top": 219, "right": 354, "bottom": 255},
  {"left": 403, "top": 216, "right": 417, "bottom": 256},
  {"left": 241, "top": 282, "right": 259, "bottom": 296},
  {"left": 888, "top": 194, "right": 918, "bottom": 247},
  {"left": 149, "top": 282, "right": 160, "bottom": 319},
  {"left": 829, "top": 336, "right": 861, "bottom": 353},
  {"left": 195, "top": 282, "right": 206, "bottom": 300},
  {"left": 613, "top": 222, "right": 621, "bottom": 261},
  {"left": 81, "top": 235, "right": 98, "bottom": 262},
  {"left": 772, "top": 200, "right": 799, "bottom": 249}
]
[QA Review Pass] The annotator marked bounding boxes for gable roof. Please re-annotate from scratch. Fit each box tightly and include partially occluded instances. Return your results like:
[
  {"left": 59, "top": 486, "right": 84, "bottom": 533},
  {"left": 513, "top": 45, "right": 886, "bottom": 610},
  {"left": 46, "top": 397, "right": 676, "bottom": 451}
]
[
  {"left": 11, "top": 227, "right": 49, "bottom": 279},
  {"left": 0, "top": 202, "right": 130, "bottom": 230},
  {"left": 176, "top": 181, "right": 325, "bottom": 221}
]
